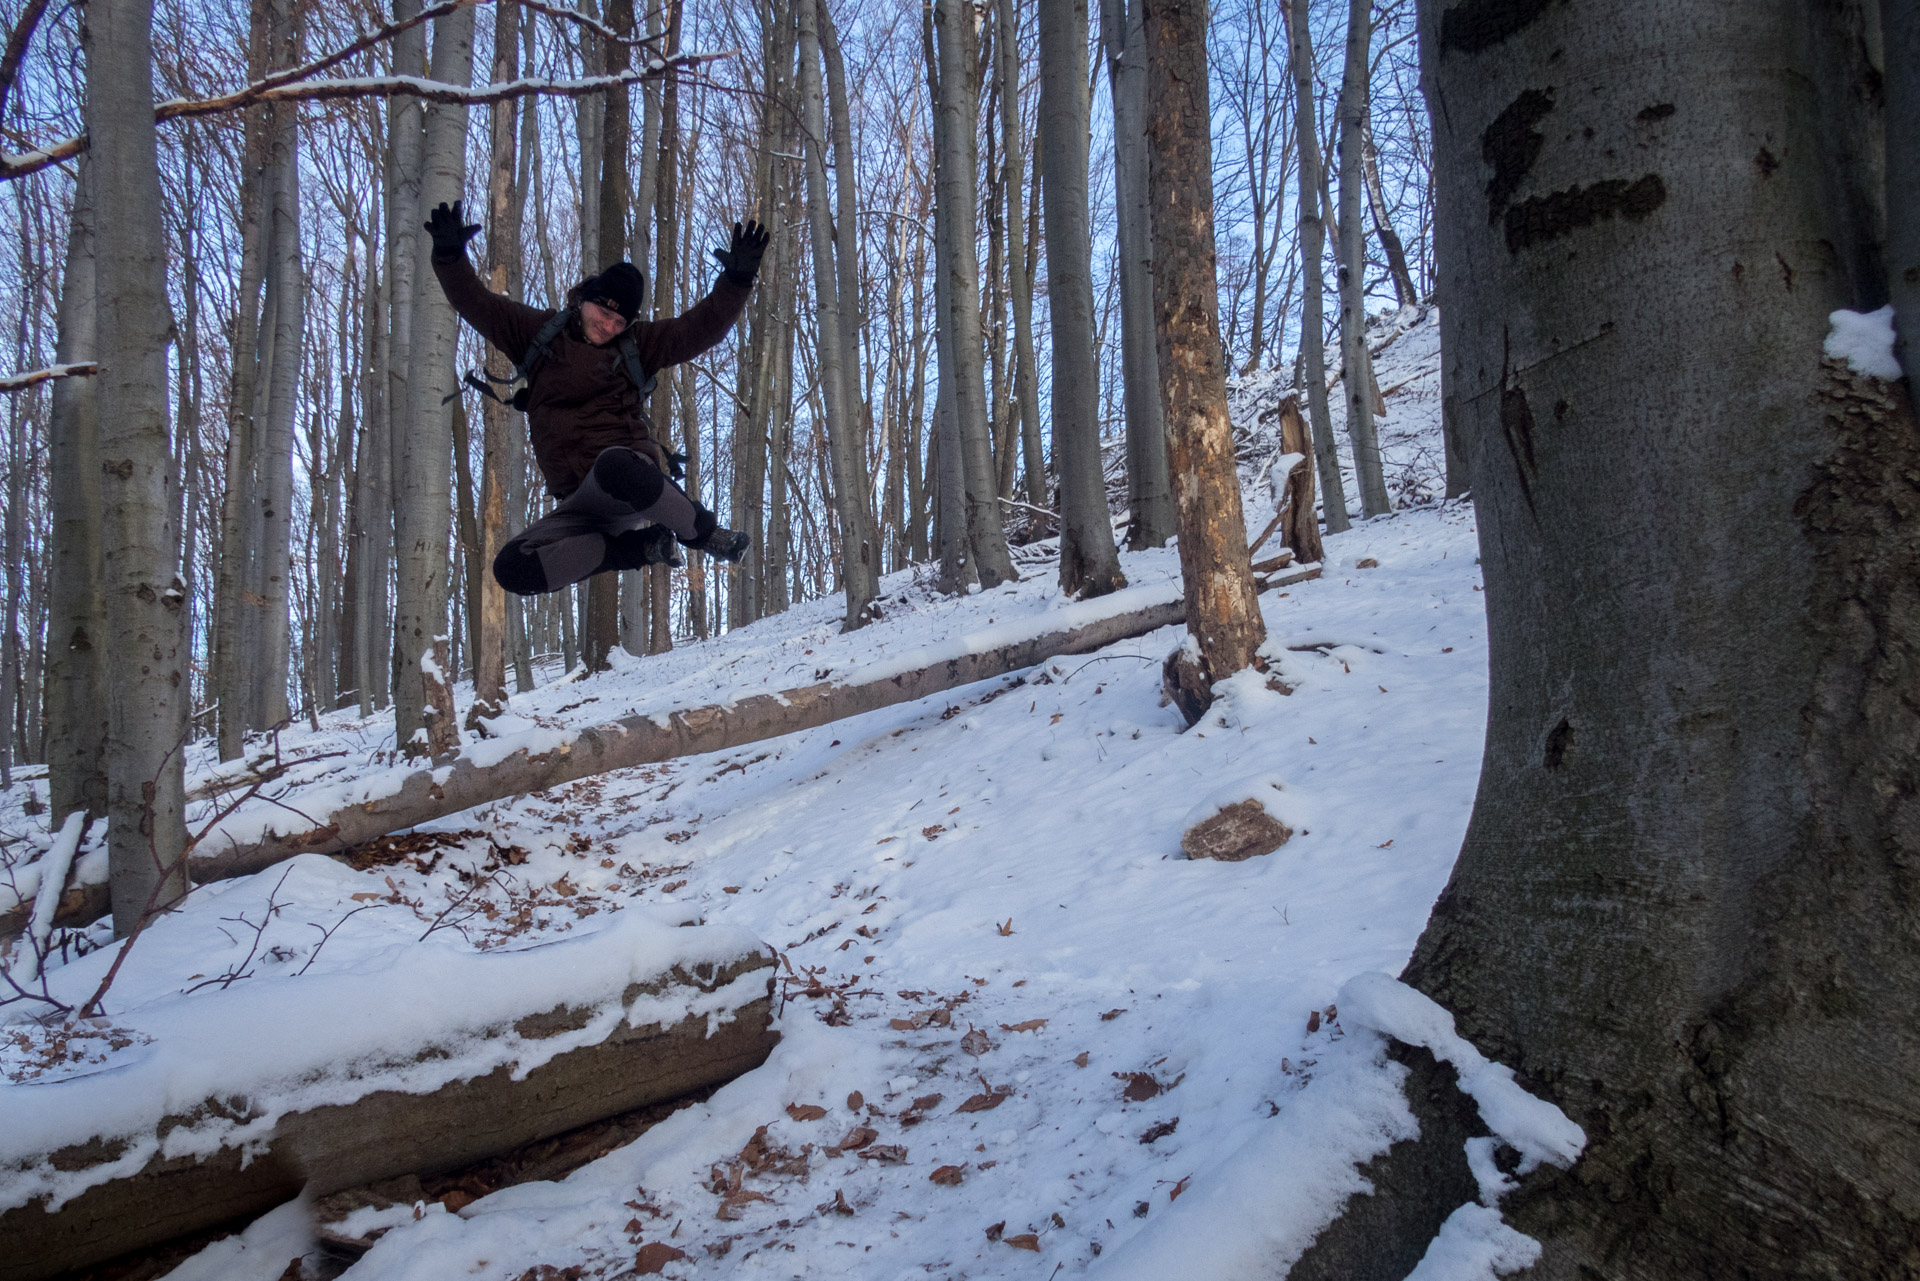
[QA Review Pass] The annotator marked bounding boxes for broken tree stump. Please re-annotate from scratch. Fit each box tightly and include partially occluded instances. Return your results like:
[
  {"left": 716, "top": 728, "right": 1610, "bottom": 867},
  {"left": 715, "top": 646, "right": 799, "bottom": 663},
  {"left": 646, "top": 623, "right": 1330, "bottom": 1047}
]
[
  {"left": 0, "top": 945, "right": 776, "bottom": 1281},
  {"left": 1182, "top": 798, "right": 1294, "bottom": 862}
]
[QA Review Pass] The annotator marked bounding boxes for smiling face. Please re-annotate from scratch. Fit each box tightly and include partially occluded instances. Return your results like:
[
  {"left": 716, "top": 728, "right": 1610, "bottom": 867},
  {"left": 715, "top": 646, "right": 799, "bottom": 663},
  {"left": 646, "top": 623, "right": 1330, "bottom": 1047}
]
[{"left": 581, "top": 298, "right": 630, "bottom": 345}]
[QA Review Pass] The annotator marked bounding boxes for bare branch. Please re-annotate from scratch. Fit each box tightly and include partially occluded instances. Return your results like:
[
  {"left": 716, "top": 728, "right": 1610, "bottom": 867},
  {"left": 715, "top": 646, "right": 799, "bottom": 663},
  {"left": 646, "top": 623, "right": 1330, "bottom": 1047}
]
[
  {"left": 0, "top": 363, "right": 97, "bottom": 393},
  {"left": 0, "top": 50, "right": 736, "bottom": 182},
  {"left": 0, "top": 0, "right": 49, "bottom": 127}
]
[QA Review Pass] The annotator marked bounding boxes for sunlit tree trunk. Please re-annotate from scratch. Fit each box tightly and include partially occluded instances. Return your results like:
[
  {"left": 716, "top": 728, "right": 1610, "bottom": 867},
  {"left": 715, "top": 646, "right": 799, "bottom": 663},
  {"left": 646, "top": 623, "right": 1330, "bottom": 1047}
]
[
  {"left": 1336, "top": 0, "right": 1390, "bottom": 518},
  {"left": 87, "top": 0, "right": 189, "bottom": 933}
]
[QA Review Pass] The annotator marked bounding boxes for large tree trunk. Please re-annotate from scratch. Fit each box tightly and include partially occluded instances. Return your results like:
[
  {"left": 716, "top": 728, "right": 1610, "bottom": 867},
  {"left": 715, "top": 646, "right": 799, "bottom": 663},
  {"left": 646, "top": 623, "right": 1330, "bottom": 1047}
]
[
  {"left": 383, "top": 0, "right": 426, "bottom": 719},
  {"left": 253, "top": 4, "right": 303, "bottom": 730},
  {"left": 797, "top": 0, "right": 881, "bottom": 627},
  {"left": 996, "top": 0, "right": 1044, "bottom": 515},
  {"left": 86, "top": 0, "right": 188, "bottom": 934},
  {"left": 1099, "top": 0, "right": 1174, "bottom": 550},
  {"left": 931, "top": 0, "right": 1017, "bottom": 589},
  {"left": 471, "top": 0, "right": 519, "bottom": 721},
  {"left": 588, "top": 0, "right": 637, "bottom": 672},
  {"left": 1888, "top": 2, "right": 1919, "bottom": 374},
  {"left": 1142, "top": 0, "right": 1264, "bottom": 704},
  {"left": 1285, "top": 0, "right": 1350, "bottom": 534},
  {"left": 1295, "top": 3, "right": 1918, "bottom": 1276},
  {"left": 394, "top": 3, "right": 472, "bottom": 758},
  {"left": 1039, "top": 0, "right": 1125, "bottom": 598},
  {"left": 1336, "top": 0, "right": 1390, "bottom": 519},
  {"left": 45, "top": 156, "right": 107, "bottom": 823}
]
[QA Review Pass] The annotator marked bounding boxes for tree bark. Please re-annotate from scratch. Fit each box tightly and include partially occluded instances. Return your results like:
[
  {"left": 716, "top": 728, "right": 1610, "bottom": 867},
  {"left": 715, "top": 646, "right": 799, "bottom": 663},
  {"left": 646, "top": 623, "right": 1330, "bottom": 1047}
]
[
  {"left": 1100, "top": 0, "right": 1174, "bottom": 550},
  {"left": 383, "top": 0, "right": 425, "bottom": 720},
  {"left": 1285, "top": 0, "right": 1350, "bottom": 534},
  {"left": 1040, "top": 0, "right": 1125, "bottom": 598},
  {"left": 46, "top": 155, "right": 107, "bottom": 823},
  {"left": 1360, "top": 112, "right": 1418, "bottom": 307},
  {"left": 798, "top": 0, "right": 881, "bottom": 627},
  {"left": 997, "top": 0, "right": 1044, "bottom": 515},
  {"left": 1888, "top": 1, "right": 1919, "bottom": 374},
  {"left": 1337, "top": 0, "right": 1391, "bottom": 519},
  {"left": 1142, "top": 0, "right": 1264, "bottom": 703},
  {"left": 394, "top": 1, "right": 472, "bottom": 757},
  {"left": 1296, "top": 3, "right": 1920, "bottom": 1275},
  {"left": 471, "top": 0, "right": 519, "bottom": 720},
  {"left": 931, "top": 0, "right": 1017, "bottom": 589},
  {"left": 86, "top": 0, "right": 189, "bottom": 934},
  {"left": 1275, "top": 396, "right": 1323, "bottom": 565}
]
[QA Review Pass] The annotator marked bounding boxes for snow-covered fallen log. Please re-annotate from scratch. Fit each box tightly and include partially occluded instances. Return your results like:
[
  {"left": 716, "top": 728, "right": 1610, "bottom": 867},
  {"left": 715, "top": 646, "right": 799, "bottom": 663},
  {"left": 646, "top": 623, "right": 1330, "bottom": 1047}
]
[{"left": 0, "top": 899, "right": 777, "bottom": 1281}]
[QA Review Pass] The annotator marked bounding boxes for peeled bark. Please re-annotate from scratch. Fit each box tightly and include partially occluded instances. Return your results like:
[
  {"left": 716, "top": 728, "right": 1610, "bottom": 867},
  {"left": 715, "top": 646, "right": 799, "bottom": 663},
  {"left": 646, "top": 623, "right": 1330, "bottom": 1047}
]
[
  {"left": 86, "top": 0, "right": 189, "bottom": 934},
  {"left": 1336, "top": 0, "right": 1390, "bottom": 519},
  {"left": 1297, "top": 3, "right": 1920, "bottom": 1275},
  {"left": 1099, "top": 0, "right": 1174, "bottom": 549},
  {"left": 45, "top": 156, "right": 106, "bottom": 823},
  {"left": 931, "top": 0, "right": 1017, "bottom": 589},
  {"left": 1039, "top": 0, "right": 1125, "bottom": 598},
  {"left": 1142, "top": 0, "right": 1265, "bottom": 697},
  {"left": 798, "top": 0, "right": 881, "bottom": 626},
  {"left": 1285, "top": 0, "right": 1349, "bottom": 534},
  {"left": 393, "top": 2, "right": 473, "bottom": 753}
]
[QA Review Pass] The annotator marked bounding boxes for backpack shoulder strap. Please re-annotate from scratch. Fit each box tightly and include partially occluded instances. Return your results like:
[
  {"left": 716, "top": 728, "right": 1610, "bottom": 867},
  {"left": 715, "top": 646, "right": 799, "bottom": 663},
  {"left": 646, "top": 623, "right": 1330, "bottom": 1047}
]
[
  {"left": 615, "top": 331, "right": 658, "bottom": 401},
  {"left": 516, "top": 306, "right": 574, "bottom": 382}
]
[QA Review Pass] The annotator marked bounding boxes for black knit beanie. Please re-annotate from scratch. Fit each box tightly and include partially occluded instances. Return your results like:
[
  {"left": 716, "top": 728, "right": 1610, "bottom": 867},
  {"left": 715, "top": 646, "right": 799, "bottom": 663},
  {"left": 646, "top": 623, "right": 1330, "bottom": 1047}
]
[{"left": 581, "top": 262, "right": 646, "bottom": 321}]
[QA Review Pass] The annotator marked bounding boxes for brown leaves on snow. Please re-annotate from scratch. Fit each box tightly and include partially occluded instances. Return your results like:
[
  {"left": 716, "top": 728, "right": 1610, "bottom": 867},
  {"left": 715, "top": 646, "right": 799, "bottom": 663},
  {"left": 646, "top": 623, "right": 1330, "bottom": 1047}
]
[
  {"left": 785, "top": 1103, "right": 828, "bottom": 1122},
  {"left": 633, "top": 1242, "right": 687, "bottom": 1274}
]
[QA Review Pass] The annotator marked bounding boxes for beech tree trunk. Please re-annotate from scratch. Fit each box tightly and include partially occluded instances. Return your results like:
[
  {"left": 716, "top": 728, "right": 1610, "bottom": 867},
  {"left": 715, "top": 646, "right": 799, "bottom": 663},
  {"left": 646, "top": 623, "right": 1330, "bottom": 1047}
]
[
  {"left": 1361, "top": 112, "right": 1419, "bottom": 307},
  {"left": 931, "top": 0, "right": 1017, "bottom": 589},
  {"left": 798, "top": 0, "right": 881, "bottom": 627},
  {"left": 998, "top": 0, "right": 1044, "bottom": 514},
  {"left": 384, "top": 0, "right": 425, "bottom": 721},
  {"left": 46, "top": 156, "right": 107, "bottom": 823},
  {"left": 1142, "top": 0, "right": 1264, "bottom": 696},
  {"left": 1039, "top": 0, "right": 1125, "bottom": 598},
  {"left": 1100, "top": 0, "right": 1174, "bottom": 550},
  {"left": 1285, "top": 0, "right": 1350, "bottom": 534},
  {"left": 1294, "top": 3, "right": 1920, "bottom": 1275},
  {"left": 1336, "top": 0, "right": 1390, "bottom": 519},
  {"left": 394, "top": 2, "right": 472, "bottom": 757},
  {"left": 86, "top": 0, "right": 189, "bottom": 934},
  {"left": 1888, "top": 3, "right": 1918, "bottom": 373}
]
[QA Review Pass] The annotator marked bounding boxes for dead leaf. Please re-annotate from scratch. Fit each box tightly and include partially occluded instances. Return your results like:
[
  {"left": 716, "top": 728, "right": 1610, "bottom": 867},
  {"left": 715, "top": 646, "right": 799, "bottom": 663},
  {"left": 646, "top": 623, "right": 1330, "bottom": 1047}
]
[
  {"left": 1005, "top": 1233, "right": 1042, "bottom": 1252},
  {"left": 930, "top": 1164, "right": 966, "bottom": 1186},
  {"left": 1072, "top": 1051, "right": 1090, "bottom": 1068},
  {"left": 1307, "top": 1010, "right": 1322, "bottom": 1034},
  {"left": 786, "top": 1103, "right": 828, "bottom": 1122},
  {"left": 1356, "top": 557, "right": 1380, "bottom": 568},
  {"left": 716, "top": 1189, "right": 770, "bottom": 1220},
  {"left": 634, "top": 1242, "right": 688, "bottom": 1274},
  {"left": 838, "top": 1125, "right": 878, "bottom": 1151},
  {"left": 1170, "top": 1175, "right": 1191, "bottom": 1201},
  {"left": 1378, "top": 685, "right": 1389, "bottom": 693},
  {"left": 722, "top": 885, "right": 741, "bottom": 894},
  {"left": 986, "top": 1221, "right": 1006, "bottom": 1242},
  {"left": 1140, "top": 1117, "right": 1179, "bottom": 1144},
  {"left": 349, "top": 891, "right": 382, "bottom": 902},
  {"left": 1100, "top": 1008, "right": 1128, "bottom": 1021},
  {"left": 847, "top": 1090, "right": 864, "bottom": 1111},
  {"left": 1049, "top": 712, "right": 1063, "bottom": 724},
  {"left": 823, "top": 1189, "right": 855, "bottom": 1216},
  {"left": 889, "top": 1017, "right": 921, "bottom": 1031},
  {"left": 1117, "top": 1072, "right": 1162, "bottom": 1102},
  {"left": 956, "top": 1090, "right": 1009, "bottom": 1113},
  {"left": 999, "top": 1018, "right": 1047, "bottom": 1033},
  {"left": 922, "top": 825, "right": 946, "bottom": 840},
  {"left": 1376, "top": 839, "right": 1394, "bottom": 848},
  {"left": 961, "top": 1027, "right": 993, "bottom": 1056},
  {"left": 858, "top": 1144, "right": 908, "bottom": 1164},
  {"left": 439, "top": 1189, "right": 475, "bottom": 1214},
  {"left": 997, "top": 918, "right": 1015, "bottom": 936}
]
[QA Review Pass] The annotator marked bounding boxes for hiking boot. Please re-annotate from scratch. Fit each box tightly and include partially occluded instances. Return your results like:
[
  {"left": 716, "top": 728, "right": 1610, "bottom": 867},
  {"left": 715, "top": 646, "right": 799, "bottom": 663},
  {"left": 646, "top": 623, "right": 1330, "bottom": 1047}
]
[
  {"left": 604, "top": 523, "right": 682, "bottom": 571},
  {"left": 680, "top": 510, "right": 752, "bottom": 563}
]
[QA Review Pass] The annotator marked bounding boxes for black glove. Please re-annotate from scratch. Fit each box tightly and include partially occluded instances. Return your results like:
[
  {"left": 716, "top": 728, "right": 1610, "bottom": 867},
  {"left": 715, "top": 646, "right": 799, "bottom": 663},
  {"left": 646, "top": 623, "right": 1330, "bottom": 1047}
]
[
  {"left": 712, "top": 219, "right": 770, "bottom": 286},
  {"left": 424, "top": 200, "right": 481, "bottom": 259}
]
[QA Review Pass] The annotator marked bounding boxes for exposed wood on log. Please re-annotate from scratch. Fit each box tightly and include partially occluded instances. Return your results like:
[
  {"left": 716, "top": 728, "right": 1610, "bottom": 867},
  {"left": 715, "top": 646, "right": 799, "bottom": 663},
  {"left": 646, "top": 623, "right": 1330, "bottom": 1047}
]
[
  {"left": 0, "top": 951, "right": 777, "bottom": 1281},
  {"left": 0, "top": 362, "right": 95, "bottom": 393}
]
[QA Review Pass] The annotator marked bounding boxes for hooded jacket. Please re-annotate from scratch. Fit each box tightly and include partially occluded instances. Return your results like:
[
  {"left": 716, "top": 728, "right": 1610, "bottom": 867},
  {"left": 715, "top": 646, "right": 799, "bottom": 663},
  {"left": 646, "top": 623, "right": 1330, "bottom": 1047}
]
[{"left": 431, "top": 250, "right": 750, "bottom": 499}]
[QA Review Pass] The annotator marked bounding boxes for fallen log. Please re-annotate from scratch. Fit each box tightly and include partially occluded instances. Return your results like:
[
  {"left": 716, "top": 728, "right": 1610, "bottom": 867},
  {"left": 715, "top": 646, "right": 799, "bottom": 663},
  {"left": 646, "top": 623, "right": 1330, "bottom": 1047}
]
[
  {"left": 0, "top": 928, "right": 776, "bottom": 1281},
  {"left": 11, "top": 567, "right": 1321, "bottom": 938}
]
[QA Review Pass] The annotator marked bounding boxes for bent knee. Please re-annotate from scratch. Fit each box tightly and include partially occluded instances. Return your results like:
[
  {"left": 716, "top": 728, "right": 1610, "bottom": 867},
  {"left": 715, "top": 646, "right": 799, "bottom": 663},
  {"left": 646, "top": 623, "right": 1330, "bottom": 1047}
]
[{"left": 492, "top": 544, "right": 549, "bottom": 596}]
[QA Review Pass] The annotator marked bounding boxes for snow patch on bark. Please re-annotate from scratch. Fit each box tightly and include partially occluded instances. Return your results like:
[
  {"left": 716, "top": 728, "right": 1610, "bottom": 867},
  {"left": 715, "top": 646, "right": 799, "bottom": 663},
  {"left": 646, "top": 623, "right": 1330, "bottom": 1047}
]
[
  {"left": 1824, "top": 306, "right": 1903, "bottom": 380},
  {"left": 1401, "top": 1202, "right": 1542, "bottom": 1279}
]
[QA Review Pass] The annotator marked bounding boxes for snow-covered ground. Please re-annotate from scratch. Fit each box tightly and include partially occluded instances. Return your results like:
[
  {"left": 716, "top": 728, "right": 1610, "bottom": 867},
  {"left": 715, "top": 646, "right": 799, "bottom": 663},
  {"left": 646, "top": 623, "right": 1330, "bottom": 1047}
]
[{"left": 2, "top": 311, "right": 1563, "bottom": 1280}]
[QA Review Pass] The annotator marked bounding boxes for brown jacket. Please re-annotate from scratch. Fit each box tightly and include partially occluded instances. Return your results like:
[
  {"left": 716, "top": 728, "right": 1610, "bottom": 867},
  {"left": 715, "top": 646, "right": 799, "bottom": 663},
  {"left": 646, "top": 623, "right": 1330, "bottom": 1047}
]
[{"left": 432, "top": 251, "right": 750, "bottom": 499}]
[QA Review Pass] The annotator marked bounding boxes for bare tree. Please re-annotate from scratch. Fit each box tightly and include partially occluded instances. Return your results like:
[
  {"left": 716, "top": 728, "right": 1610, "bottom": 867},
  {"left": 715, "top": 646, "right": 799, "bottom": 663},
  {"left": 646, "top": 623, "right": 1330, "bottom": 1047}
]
[
  {"left": 1142, "top": 0, "right": 1263, "bottom": 717},
  {"left": 1039, "top": 0, "right": 1124, "bottom": 598},
  {"left": 1336, "top": 0, "right": 1389, "bottom": 518},
  {"left": 1285, "top": 0, "right": 1349, "bottom": 534},
  {"left": 86, "top": 0, "right": 189, "bottom": 932}
]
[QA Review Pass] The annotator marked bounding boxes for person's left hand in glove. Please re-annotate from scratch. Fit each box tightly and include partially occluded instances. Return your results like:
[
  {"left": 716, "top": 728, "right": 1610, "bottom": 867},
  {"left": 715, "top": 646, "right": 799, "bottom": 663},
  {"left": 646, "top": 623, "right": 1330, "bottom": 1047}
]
[
  {"left": 712, "top": 219, "right": 771, "bottom": 286},
  {"left": 424, "top": 200, "right": 482, "bottom": 260}
]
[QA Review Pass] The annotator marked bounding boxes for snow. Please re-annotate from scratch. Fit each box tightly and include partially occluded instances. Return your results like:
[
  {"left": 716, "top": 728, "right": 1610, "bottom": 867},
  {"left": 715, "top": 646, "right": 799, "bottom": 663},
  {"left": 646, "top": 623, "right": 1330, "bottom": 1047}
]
[
  {"left": 1402, "top": 1203, "right": 1542, "bottom": 1280},
  {"left": 0, "top": 309, "right": 1523, "bottom": 1278},
  {"left": 1338, "top": 972, "right": 1585, "bottom": 1172},
  {"left": 1824, "top": 305, "right": 1904, "bottom": 380}
]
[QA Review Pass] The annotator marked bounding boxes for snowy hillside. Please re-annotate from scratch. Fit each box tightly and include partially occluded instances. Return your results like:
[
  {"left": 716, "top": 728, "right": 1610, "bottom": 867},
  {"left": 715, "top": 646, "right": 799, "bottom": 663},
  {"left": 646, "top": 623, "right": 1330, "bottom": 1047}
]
[{"left": 2, "top": 311, "right": 1515, "bottom": 1280}]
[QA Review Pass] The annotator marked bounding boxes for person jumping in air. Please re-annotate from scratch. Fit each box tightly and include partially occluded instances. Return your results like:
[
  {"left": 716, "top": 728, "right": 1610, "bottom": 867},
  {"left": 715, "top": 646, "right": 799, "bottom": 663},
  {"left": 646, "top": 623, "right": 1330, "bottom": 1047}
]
[{"left": 424, "top": 199, "right": 769, "bottom": 596}]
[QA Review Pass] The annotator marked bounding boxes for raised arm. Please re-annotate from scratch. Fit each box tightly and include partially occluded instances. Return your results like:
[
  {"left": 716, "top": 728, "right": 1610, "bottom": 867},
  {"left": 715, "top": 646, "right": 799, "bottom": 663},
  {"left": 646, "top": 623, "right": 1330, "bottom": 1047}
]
[
  {"left": 424, "top": 200, "right": 551, "bottom": 360},
  {"left": 627, "top": 220, "right": 770, "bottom": 372}
]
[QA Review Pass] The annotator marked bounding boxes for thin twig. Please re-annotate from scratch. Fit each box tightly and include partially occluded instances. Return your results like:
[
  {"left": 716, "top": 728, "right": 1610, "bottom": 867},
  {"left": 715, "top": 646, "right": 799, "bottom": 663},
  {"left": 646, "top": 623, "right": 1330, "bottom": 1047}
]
[
  {"left": 295, "top": 901, "right": 387, "bottom": 977},
  {"left": 0, "top": 0, "right": 49, "bottom": 126}
]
